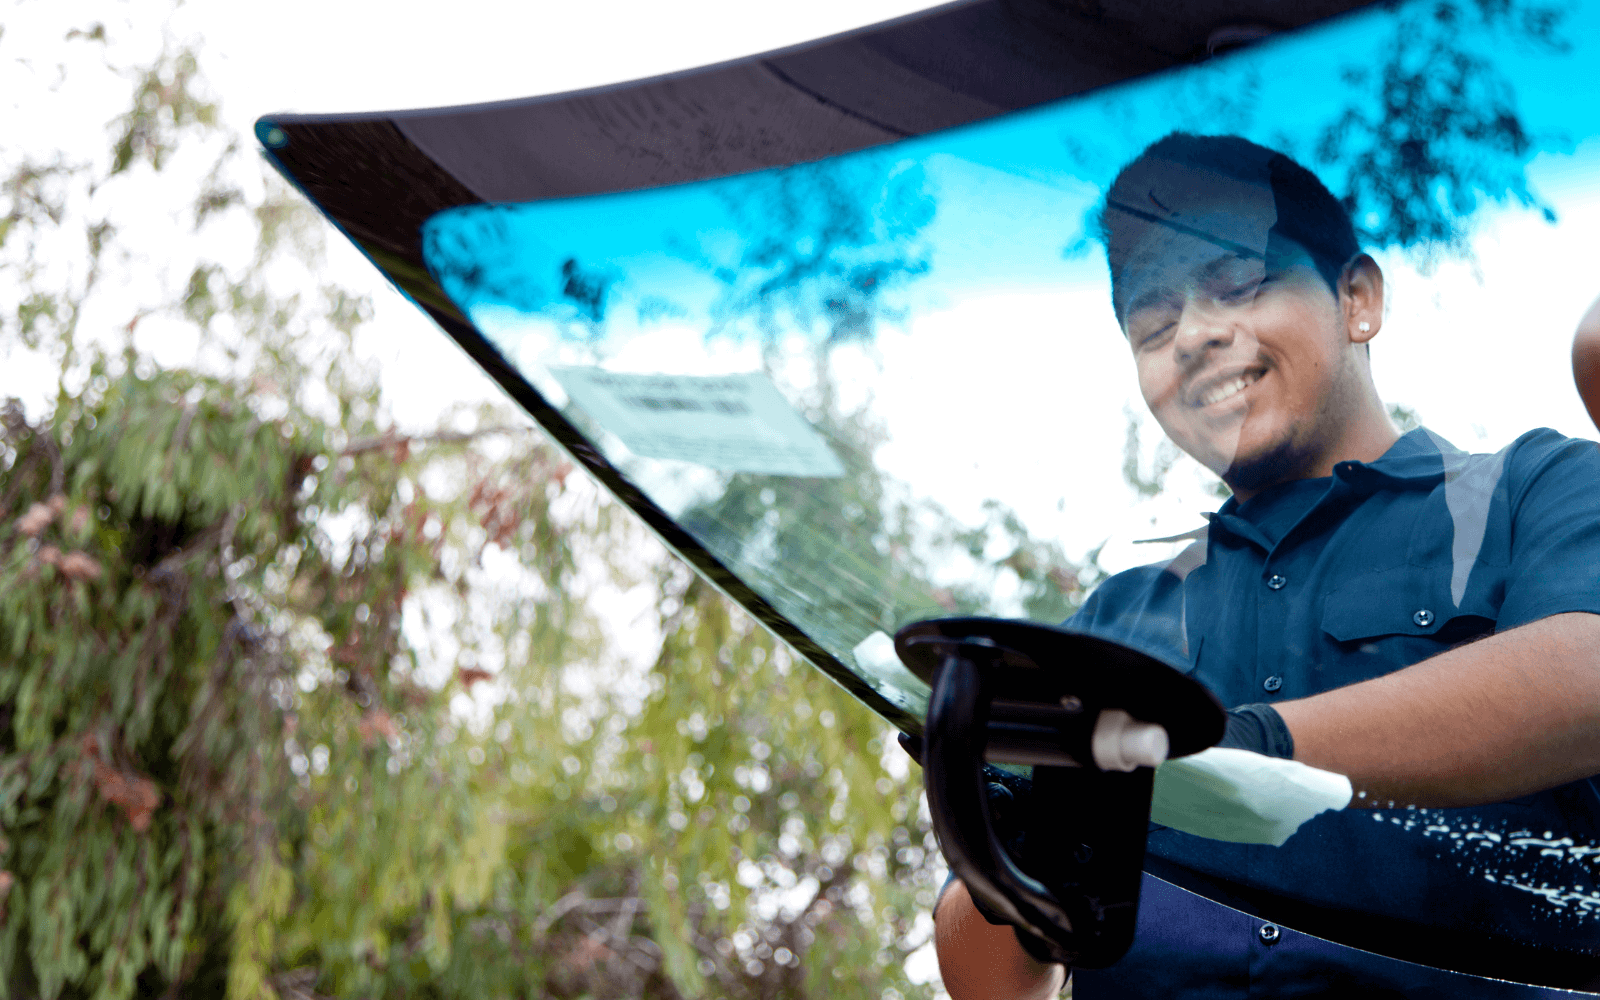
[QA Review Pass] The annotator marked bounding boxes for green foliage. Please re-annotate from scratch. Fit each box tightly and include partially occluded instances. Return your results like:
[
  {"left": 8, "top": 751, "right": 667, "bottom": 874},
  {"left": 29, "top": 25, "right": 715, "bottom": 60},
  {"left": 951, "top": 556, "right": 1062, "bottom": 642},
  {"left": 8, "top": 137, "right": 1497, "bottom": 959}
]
[
  {"left": 1, "top": 367, "right": 315, "bottom": 999},
  {"left": 1, "top": 14, "right": 945, "bottom": 1000},
  {"left": 109, "top": 48, "right": 218, "bottom": 178}
]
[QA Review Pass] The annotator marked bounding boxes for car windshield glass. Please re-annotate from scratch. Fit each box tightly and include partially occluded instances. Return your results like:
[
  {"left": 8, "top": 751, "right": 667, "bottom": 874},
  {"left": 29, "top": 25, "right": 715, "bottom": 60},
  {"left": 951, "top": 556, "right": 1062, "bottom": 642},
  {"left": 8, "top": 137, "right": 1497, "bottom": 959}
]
[{"left": 410, "top": 0, "right": 1600, "bottom": 974}]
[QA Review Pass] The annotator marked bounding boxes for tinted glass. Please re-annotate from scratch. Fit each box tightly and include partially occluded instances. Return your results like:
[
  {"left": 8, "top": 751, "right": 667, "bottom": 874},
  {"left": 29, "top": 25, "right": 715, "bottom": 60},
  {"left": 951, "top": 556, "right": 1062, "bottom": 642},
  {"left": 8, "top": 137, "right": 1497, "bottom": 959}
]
[{"left": 413, "top": 0, "right": 1600, "bottom": 977}]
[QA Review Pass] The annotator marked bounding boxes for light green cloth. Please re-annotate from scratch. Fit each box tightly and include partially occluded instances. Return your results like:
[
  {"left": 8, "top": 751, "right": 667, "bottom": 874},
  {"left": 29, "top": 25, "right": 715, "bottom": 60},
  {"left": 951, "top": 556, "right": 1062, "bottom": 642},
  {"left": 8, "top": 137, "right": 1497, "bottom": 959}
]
[{"left": 1150, "top": 747, "right": 1353, "bottom": 846}]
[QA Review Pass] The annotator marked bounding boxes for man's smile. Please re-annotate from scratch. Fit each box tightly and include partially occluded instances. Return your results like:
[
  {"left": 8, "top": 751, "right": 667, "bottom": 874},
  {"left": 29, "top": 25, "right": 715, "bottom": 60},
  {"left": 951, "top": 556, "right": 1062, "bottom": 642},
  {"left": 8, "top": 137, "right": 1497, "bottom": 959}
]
[{"left": 1186, "top": 366, "right": 1267, "bottom": 409}]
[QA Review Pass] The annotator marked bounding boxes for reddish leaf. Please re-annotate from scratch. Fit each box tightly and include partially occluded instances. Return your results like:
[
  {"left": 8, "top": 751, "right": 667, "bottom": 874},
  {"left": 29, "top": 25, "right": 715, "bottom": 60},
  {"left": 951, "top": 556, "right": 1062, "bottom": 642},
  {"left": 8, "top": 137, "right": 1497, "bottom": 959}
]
[
  {"left": 91, "top": 758, "right": 161, "bottom": 832},
  {"left": 358, "top": 708, "right": 399, "bottom": 746},
  {"left": 18, "top": 503, "right": 55, "bottom": 537},
  {"left": 57, "top": 551, "right": 103, "bottom": 581}
]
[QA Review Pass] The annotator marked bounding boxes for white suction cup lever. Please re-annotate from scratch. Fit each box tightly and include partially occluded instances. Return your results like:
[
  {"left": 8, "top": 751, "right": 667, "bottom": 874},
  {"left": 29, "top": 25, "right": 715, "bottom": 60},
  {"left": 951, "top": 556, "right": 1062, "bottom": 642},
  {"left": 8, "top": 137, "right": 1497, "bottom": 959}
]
[{"left": 1090, "top": 708, "right": 1170, "bottom": 771}]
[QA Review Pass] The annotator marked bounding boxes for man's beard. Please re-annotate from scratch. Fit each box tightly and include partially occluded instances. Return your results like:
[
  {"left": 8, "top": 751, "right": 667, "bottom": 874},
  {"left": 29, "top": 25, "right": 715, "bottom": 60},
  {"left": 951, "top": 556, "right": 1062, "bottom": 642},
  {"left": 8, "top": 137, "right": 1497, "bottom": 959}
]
[{"left": 1221, "top": 431, "right": 1321, "bottom": 496}]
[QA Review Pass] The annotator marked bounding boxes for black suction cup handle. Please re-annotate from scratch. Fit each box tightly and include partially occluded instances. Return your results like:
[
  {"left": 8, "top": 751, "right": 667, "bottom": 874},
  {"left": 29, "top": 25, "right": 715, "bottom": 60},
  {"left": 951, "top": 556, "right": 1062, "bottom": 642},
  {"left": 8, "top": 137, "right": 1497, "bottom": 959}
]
[{"left": 925, "top": 652, "right": 1078, "bottom": 964}]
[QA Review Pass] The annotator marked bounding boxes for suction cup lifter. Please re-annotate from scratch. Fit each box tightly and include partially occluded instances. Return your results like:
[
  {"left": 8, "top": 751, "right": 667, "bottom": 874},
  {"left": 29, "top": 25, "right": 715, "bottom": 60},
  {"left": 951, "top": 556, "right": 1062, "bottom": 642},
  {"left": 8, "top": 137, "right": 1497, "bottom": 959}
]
[{"left": 894, "top": 617, "right": 1224, "bottom": 968}]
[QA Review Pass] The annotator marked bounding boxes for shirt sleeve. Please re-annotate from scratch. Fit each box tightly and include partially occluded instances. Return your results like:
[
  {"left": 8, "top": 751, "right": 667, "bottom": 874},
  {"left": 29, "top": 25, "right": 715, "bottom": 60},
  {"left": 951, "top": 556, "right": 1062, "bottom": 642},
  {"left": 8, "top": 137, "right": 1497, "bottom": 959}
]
[{"left": 1497, "top": 429, "right": 1600, "bottom": 630}]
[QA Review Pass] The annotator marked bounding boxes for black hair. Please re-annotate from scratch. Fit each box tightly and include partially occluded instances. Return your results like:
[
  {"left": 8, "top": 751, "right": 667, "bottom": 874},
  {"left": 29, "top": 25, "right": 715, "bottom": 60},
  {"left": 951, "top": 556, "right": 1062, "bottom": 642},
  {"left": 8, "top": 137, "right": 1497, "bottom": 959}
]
[{"left": 1099, "top": 133, "right": 1359, "bottom": 324}]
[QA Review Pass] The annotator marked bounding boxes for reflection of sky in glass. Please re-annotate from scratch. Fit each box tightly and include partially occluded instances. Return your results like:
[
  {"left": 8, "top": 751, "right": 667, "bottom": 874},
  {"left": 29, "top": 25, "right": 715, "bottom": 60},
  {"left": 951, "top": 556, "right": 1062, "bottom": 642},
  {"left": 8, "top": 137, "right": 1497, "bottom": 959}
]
[{"left": 422, "top": 0, "right": 1600, "bottom": 716}]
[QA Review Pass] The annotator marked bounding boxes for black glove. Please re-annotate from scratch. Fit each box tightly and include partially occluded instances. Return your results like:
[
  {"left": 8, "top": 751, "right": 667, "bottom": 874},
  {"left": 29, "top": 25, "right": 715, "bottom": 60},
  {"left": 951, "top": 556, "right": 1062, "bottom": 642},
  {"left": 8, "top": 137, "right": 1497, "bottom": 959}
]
[{"left": 1218, "top": 703, "right": 1295, "bottom": 759}]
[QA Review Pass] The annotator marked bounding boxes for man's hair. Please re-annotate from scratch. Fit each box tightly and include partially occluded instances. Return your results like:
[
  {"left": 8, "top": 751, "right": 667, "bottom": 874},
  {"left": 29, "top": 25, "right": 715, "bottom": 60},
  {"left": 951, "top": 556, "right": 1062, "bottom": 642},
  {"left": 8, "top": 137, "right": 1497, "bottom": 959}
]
[{"left": 1099, "top": 133, "right": 1359, "bottom": 324}]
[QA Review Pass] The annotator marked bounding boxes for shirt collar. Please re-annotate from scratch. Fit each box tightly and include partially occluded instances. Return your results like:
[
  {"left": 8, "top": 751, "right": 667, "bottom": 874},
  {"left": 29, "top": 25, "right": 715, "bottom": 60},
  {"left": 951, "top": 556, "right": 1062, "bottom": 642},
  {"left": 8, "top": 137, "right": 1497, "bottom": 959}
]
[
  {"left": 1205, "top": 428, "right": 1462, "bottom": 549},
  {"left": 1332, "top": 426, "right": 1470, "bottom": 487},
  {"left": 1212, "top": 427, "right": 1464, "bottom": 521}
]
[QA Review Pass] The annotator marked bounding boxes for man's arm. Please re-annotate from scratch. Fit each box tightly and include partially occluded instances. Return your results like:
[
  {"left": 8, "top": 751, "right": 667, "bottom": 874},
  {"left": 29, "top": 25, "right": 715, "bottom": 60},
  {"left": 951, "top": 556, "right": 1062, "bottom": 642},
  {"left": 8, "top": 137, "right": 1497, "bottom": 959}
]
[
  {"left": 933, "top": 879, "right": 1067, "bottom": 1000},
  {"left": 1277, "top": 611, "right": 1600, "bottom": 808}
]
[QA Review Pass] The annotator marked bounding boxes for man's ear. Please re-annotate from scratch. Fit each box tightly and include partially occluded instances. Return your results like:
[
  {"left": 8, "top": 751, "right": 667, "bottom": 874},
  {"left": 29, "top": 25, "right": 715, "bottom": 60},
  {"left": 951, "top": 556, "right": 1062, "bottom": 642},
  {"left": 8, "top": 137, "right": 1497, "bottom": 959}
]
[{"left": 1340, "top": 254, "right": 1385, "bottom": 345}]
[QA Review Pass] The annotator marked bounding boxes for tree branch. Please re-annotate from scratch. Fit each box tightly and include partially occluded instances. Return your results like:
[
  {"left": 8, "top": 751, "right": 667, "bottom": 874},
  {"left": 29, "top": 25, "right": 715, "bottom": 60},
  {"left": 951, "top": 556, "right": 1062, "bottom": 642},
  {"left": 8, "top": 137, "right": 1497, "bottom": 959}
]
[{"left": 340, "top": 425, "right": 531, "bottom": 457}]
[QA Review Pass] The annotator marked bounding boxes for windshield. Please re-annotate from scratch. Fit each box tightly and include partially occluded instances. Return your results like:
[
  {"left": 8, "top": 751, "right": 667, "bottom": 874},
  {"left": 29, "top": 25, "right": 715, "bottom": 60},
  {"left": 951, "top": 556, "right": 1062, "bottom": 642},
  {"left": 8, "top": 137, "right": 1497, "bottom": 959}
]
[{"left": 407, "top": 0, "right": 1600, "bottom": 976}]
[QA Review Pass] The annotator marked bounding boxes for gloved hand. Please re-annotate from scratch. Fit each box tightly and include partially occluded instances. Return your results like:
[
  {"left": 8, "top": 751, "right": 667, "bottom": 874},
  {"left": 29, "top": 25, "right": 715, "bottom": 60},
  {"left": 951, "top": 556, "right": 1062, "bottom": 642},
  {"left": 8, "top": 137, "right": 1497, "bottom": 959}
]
[{"left": 1217, "top": 702, "right": 1295, "bottom": 759}]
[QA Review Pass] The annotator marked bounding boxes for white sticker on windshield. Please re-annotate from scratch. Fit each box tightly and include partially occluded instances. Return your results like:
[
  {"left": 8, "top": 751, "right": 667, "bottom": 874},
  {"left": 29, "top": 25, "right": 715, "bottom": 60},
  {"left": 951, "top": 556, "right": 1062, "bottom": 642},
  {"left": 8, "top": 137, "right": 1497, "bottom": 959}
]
[{"left": 550, "top": 368, "right": 845, "bottom": 478}]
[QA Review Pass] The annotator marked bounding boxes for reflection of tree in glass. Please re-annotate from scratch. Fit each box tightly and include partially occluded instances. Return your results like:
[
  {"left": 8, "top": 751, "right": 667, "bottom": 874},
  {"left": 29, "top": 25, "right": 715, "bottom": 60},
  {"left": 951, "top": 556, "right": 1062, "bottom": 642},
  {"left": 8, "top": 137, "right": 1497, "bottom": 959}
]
[
  {"left": 422, "top": 211, "right": 615, "bottom": 342},
  {"left": 559, "top": 256, "right": 611, "bottom": 323},
  {"left": 705, "top": 155, "right": 936, "bottom": 347},
  {"left": 1315, "top": 0, "right": 1569, "bottom": 257}
]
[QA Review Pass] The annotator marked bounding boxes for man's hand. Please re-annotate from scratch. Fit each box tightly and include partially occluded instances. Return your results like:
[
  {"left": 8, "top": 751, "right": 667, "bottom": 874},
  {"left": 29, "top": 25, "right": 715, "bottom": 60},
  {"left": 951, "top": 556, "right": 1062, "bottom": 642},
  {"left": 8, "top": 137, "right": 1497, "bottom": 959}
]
[
  {"left": 1276, "top": 612, "right": 1600, "bottom": 808},
  {"left": 934, "top": 879, "right": 1067, "bottom": 1000}
]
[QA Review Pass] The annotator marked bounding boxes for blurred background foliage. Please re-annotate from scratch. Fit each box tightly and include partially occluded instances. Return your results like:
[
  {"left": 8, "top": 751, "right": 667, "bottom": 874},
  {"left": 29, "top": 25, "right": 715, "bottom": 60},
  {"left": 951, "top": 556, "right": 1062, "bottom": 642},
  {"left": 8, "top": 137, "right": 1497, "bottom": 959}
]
[{"left": 0, "top": 18, "right": 947, "bottom": 1000}]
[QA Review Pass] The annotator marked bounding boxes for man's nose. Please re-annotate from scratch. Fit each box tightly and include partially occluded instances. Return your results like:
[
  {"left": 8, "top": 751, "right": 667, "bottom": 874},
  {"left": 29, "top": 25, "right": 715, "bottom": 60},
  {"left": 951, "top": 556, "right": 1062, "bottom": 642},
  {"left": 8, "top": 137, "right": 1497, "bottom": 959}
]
[{"left": 1173, "top": 298, "right": 1235, "bottom": 362}]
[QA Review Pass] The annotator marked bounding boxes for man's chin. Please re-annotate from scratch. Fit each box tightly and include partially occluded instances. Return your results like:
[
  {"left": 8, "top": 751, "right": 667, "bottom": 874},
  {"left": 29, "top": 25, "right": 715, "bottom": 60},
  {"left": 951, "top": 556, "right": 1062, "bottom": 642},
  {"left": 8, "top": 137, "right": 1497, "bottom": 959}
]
[{"left": 1222, "top": 440, "right": 1319, "bottom": 496}]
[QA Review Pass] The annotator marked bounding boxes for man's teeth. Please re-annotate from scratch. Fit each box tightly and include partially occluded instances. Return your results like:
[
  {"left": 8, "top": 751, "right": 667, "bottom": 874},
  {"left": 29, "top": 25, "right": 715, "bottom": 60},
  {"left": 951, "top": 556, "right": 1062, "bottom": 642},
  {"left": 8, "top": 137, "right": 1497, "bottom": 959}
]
[{"left": 1200, "top": 375, "right": 1256, "bottom": 406}]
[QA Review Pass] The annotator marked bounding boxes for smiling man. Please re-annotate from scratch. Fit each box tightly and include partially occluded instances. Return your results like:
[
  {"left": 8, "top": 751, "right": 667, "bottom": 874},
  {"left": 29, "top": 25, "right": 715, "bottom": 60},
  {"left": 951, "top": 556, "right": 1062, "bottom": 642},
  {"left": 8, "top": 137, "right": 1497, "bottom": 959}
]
[
  {"left": 1110, "top": 135, "right": 1396, "bottom": 499},
  {"left": 933, "top": 134, "right": 1600, "bottom": 998}
]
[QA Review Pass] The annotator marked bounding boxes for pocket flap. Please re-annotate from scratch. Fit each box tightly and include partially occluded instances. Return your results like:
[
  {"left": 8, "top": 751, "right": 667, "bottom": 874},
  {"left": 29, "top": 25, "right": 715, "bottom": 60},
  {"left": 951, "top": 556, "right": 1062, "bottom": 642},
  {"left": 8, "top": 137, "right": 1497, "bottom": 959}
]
[{"left": 1320, "top": 566, "right": 1457, "bottom": 643}]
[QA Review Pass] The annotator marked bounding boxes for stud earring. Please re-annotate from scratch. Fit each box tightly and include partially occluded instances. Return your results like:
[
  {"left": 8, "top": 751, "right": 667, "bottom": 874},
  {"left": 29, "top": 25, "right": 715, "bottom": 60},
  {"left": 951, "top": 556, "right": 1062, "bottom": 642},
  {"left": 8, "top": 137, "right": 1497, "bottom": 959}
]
[{"left": 1358, "top": 321, "right": 1371, "bottom": 333}]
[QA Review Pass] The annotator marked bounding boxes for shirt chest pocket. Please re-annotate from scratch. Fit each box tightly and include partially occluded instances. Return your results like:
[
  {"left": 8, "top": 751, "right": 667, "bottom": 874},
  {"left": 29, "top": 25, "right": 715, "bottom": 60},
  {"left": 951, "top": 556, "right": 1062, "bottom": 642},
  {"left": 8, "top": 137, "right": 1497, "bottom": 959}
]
[{"left": 1320, "top": 566, "right": 1496, "bottom": 646}]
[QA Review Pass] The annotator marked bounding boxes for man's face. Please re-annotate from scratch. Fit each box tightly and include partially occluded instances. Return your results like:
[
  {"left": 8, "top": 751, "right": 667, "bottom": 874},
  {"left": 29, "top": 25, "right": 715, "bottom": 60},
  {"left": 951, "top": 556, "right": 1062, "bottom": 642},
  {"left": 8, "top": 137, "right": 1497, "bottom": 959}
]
[{"left": 1122, "top": 231, "right": 1357, "bottom": 492}]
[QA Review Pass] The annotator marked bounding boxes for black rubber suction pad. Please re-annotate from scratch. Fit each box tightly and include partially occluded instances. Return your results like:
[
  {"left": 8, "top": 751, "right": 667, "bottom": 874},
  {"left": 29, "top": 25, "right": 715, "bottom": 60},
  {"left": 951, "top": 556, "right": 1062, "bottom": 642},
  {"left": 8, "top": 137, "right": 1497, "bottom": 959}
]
[{"left": 895, "top": 617, "right": 1224, "bottom": 758}]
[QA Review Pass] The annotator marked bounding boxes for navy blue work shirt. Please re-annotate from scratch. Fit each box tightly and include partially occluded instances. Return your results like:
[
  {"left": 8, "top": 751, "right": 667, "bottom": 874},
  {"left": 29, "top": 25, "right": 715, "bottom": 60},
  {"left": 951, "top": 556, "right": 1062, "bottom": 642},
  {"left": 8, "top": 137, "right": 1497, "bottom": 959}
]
[{"left": 1064, "top": 427, "right": 1600, "bottom": 994}]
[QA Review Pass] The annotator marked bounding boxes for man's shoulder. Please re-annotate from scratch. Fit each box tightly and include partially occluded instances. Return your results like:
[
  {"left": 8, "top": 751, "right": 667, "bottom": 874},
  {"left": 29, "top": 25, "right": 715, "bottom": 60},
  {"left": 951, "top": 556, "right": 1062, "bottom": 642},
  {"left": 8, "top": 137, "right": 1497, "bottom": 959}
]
[
  {"left": 1448, "top": 426, "right": 1593, "bottom": 464},
  {"left": 1063, "top": 546, "right": 1200, "bottom": 663},
  {"left": 1500, "top": 426, "right": 1598, "bottom": 466},
  {"left": 1399, "top": 426, "right": 1596, "bottom": 503},
  {"left": 1467, "top": 426, "right": 1600, "bottom": 504}
]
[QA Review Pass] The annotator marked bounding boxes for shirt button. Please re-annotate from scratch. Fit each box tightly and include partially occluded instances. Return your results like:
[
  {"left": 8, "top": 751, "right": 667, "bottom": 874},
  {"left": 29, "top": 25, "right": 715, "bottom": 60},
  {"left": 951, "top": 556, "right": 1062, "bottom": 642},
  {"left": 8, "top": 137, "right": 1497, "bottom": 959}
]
[
  {"left": 1266, "top": 574, "right": 1287, "bottom": 590},
  {"left": 1263, "top": 675, "right": 1283, "bottom": 693},
  {"left": 1413, "top": 609, "right": 1435, "bottom": 627},
  {"left": 1258, "top": 923, "right": 1281, "bottom": 946}
]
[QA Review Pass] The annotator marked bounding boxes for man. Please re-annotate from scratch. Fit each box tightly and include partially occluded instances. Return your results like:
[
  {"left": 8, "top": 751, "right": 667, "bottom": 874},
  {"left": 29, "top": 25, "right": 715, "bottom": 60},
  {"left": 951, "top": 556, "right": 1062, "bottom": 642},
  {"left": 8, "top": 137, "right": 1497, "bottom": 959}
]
[{"left": 933, "top": 133, "right": 1600, "bottom": 997}]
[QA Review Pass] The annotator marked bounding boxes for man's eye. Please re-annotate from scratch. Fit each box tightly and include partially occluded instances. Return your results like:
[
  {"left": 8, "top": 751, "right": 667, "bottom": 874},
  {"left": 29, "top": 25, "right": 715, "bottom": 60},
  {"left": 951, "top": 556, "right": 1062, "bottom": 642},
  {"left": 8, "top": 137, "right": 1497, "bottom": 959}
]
[
  {"left": 1217, "top": 278, "right": 1263, "bottom": 304},
  {"left": 1137, "top": 323, "right": 1175, "bottom": 350}
]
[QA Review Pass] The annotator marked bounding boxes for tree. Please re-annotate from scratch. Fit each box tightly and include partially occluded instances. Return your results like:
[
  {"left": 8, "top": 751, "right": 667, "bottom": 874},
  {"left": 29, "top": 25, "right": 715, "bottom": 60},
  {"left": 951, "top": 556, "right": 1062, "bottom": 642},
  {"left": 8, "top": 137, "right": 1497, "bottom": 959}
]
[{"left": 0, "top": 13, "right": 942, "bottom": 1000}]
